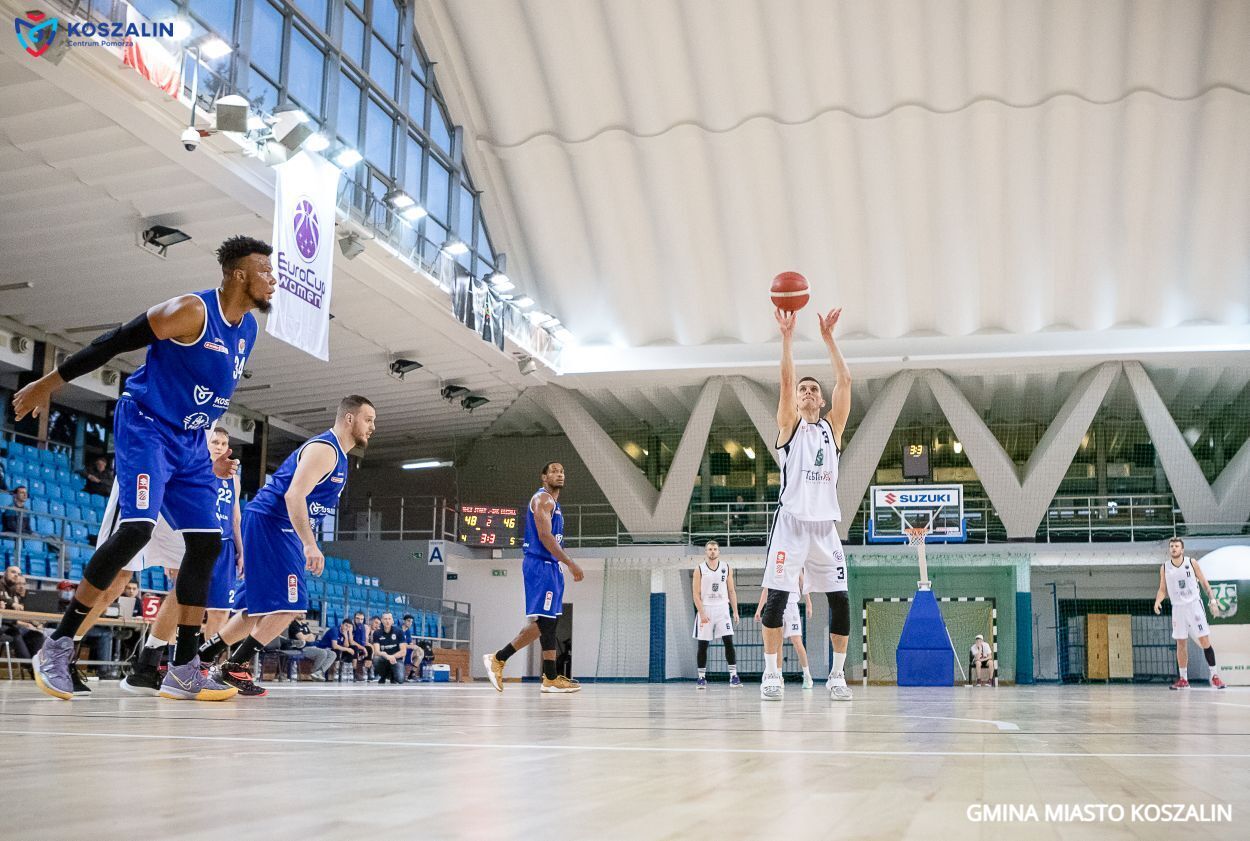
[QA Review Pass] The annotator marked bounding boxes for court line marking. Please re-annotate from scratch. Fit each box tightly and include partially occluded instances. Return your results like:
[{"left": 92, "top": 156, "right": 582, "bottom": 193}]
[
  {"left": 846, "top": 712, "right": 1019, "bottom": 731},
  {"left": 4, "top": 729, "right": 1245, "bottom": 759}
]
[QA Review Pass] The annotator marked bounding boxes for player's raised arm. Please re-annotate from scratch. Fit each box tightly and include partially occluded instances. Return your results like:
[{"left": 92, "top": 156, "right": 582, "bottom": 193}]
[
  {"left": 776, "top": 307, "right": 798, "bottom": 445},
  {"left": 11, "top": 294, "right": 205, "bottom": 421},
  {"left": 534, "top": 493, "right": 582, "bottom": 581},
  {"left": 818, "top": 307, "right": 851, "bottom": 447},
  {"left": 282, "top": 441, "right": 338, "bottom": 577}
]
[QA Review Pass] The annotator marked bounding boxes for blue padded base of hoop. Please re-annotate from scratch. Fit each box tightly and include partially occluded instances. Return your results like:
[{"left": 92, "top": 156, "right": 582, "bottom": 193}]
[{"left": 896, "top": 589, "right": 955, "bottom": 686}]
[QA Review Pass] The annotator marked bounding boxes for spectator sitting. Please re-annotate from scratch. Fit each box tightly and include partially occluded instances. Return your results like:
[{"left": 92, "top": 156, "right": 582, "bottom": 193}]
[
  {"left": 371, "top": 612, "right": 407, "bottom": 684},
  {"left": 83, "top": 456, "right": 114, "bottom": 497},
  {"left": 2, "top": 486, "right": 31, "bottom": 534},
  {"left": 400, "top": 613, "right": 417, "bottom": 679},
  {"left": 970, "top": 634, "right": 994, "bottom": 687},
  {"left": 288, "top": 617, "right": 336, "bottom": 680},
  {"left": 120, "top": 581, "right": 142, "bottom": 616},
  {"left": 325, "top": 620, "right": 368, "bottom": 680},
  {"left": 1, "top": 574, "right": 47, "bottom": 666},
  {"left": 730, "top": 494, "right": 747, "bottom": 532}
]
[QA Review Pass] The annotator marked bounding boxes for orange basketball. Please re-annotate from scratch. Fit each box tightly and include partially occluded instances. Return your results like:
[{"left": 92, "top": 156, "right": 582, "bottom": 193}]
[{"left": 770, "top": 271, "right": 809, "bottom": 312}]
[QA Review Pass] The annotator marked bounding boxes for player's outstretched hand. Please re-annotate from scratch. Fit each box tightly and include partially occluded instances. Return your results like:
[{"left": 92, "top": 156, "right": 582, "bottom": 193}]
[
  {"left": 304, "top": 543, "right": 325, "bottom": 576},
  {"left": 567, "top": 561, "right": 584, "bottom": 582},
  {"left": 774, "top": 307, "right": 796, "bottom": 338},
  {"left": 12, "top": 378, "right": 54, "bottom": 421},
  {"left": 213, "top": 448, "right": 240, "bottom": 479},
  {"left": 817, "top": 307, "right": 843, "bottom": 344}
]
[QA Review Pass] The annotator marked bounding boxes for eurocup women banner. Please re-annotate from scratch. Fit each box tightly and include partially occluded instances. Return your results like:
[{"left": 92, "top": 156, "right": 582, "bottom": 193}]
[{"left": 268, "top": 152, "right": 342, "bottom": 361}]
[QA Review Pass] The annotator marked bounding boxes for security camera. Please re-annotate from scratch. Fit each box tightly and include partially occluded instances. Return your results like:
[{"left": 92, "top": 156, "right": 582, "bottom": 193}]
[{"left": 180, "top": 127, "right": 201, "bottom": 152}]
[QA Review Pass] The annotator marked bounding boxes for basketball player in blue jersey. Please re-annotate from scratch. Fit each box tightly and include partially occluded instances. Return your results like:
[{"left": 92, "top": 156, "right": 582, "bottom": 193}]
[
  {"left": 196, "top": 395, "right": 375, "bottom": 696},
  {"left": 14, "top": 235, "right": 273, "bottom": 701},
  {"left": 758, "top": 306, "right": 853, "bottom": 702},
  {"left": 483, "top": 462, "right": 584, "bottom": 694}
]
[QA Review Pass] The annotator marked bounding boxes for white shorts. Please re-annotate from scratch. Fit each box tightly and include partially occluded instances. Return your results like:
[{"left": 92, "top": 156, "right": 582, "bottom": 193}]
[
  {"left": 1171, "top": 600, "right": 1210, "bottom": 640},
  {"left": 762, "top": 509, "right": 847, "bottom": 594},
  {"left": 99, "top": 483, "right": 183, "bottom": 571},
  {"left": 693, "top": 603, "right": 734, "bottom": 641},
  {"left": 783, "top": 602, "right": 803, "bottom": 638}
]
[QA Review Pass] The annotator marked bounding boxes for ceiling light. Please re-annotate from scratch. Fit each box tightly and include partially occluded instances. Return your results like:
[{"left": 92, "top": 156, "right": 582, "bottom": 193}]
[
  {"left": 304, "top": 133, "right": 330, "bottom": 153},
  {"left": 400, "top": 204, "right": 428, "bottom": 221},
  {"left": 214, "top": 94, "right": 249, "bottom": 133},
  {"left": 388, "top": 358, "right": 423, "bottom": 380},
  {"left": 442, "top": 238, "right": 469, "bottom": 256},
  {"left": 487, "top": 272, "right": 514, "bottom": 293},
  {"left": 337, "top": 233, "right": 365, "bottom": 260},
  {"left": 440, "top": 385, "right": 470, "bottom": 401},
  {"left": 141, "top": 225, "right": 192, "bottom": 257},
  {"left": 517, "top": 356, "right": 537, "bottom": 376},
  {"left": 200, "top": 37, "right": 232, "bottom": 59},
  {"left": 401, "top": 459, "right": 453, "bottom": 470},
  {"left": 512, "top": 296, "right": 534, "bottom": 309},
  {"left": 168, "top": 17, "right": 193, "bottom": 42},
  {"left": 952, "top": 441, "right": 963, "bottom": 454},
  {"left": 743, "top": 447, "right": 756, "bottom": 460},
  {"left": 461, "top": 395, "right": 489, "bottom": 412},
  {"left": 384, "top": 189, "right": 415, "bottom": 209},
  {"left": 333, "top": 147, "right": 363, "bottom": 168}
]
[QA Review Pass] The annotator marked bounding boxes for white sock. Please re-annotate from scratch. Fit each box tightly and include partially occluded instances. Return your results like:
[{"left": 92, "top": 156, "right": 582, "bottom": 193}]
[
  {"left": 832, "top": 650, "right": 846, "bottom": 676},
  {"left": 728, "top": 665, "right": 737, "bottom": 676},
  {"left": 73, "top": 635, "right": 83, "bottom": 643},
  {"left": 145, "top": 635, "right": 168, "bottom": 650},
  {"left": 1209, "top": 663, "right": 1220, "bottom": 677},
  {"left": 802, "top": 666, "right": 811, "bottom": 678},
  {"left": 698, "top": 668, "right": 706, "bottom": 678},
  {"left": 764, "top": 653, "right": 779, "bottom": 673}
]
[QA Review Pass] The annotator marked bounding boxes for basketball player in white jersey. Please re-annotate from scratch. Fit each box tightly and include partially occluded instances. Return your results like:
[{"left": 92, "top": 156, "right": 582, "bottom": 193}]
[
  {"left": 759, "top": 306, "right": 853, "bottom": 701},
  {"left": 755, "top": 570, "right": 814, "bottom": 689},
  {"left": 1154, "top": 537, "right": 1226, "bottom": 690},
  {"left": 692, "top": 540, "right": 740, "bottom": 688}
]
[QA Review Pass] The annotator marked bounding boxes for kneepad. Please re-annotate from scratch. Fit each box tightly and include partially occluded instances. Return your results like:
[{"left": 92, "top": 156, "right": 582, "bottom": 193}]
[
  {"left": 827, "top": 590, "right": 850, "bottom": 637},
  {"left": 760, "top": 588, "right": 789, "bottom": 628},
  {"left": 83, "top": 520, "right": 155, "bottom": 589},
  {"left": 536, "top": 616, "right": 559, "bottom": 651},
  {"left": 174, "top": 531, "right": 223, "bottom": 606}
]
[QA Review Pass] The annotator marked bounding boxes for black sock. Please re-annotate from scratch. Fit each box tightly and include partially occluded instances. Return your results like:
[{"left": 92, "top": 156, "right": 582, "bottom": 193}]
[
  {"left": 137, "top": 644, "right": 166, "bottom": 670},
  {"left": 542, "top": 658, "right": 557, "bottom": 680},
  {"left": 496, "top": 643, "right": 517, "bottom": 662},
  {"left": 1205, "top": 646, "right": 1217, "bottom": 667},
  {"left": 230, "top": 636, "right": 264, "bottom": 666},
  {"left": 173, "top": 625, "right": 200, "bottom": 666},
  {"left": 199, "top": 634, "right": 228, "bottom": 664},
  {"left": 51, "top": 599, "right": 92, "bottom": 641}
]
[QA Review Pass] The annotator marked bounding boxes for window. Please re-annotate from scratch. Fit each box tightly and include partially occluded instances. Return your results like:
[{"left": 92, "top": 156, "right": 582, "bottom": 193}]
[
  {"left": 365, "top": 97, "right": 393, "bottom": 170},
  {"left": 248, "top": 70, "right": 280, "bottom": 113},
  {"left": 476, "top": 216, "right": 493, "bottom": 263},
  {"left": 130, "top": 0, "right": 178, "bottom": 23},
  {"left": 404, "top": 134, "right": 424, "bottom": 199},
  {"left": 189, "top": 0, "right": 235, "bottom": 39},
  {"left": 250, "top": 0, "right": 285, "bottom": 83},
  {"left": 342, "top": 11, "right": 365, "bottom": 68},
  {"left": 369, "top": 36, "right": 398, "bottom": 97},
  {"left": 288, "top": 27, "right": 326, "bottom": 115},
  {"left": 372, "top": 0, "right": 401, "bottom": 47},
  {"left": 429, "top": 101, "right": 452, "bottom": 155},
  {"left": 408, "top": 74, "right": 426, "bottom": 123},
  {"left": 422, "top": 219, "right": 447, "bottom": 264},
  {"left": 426, "top": 158, "right": 450, "bottom": 222},
  {"left": 294, "top": 0, "right": 329, "bottom": 30},
  {"left": 457, "top": 184, "right": 475, "bottom": 245},
  {"left": 337, "top": 71, "right": 362, "bottom": 145}
]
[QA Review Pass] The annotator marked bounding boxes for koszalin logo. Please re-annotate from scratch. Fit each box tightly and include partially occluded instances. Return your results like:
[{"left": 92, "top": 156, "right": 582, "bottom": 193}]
[
  {"left": 292, "top": 197, "right": 320, "bottom": 261},
  {"left": 1212, "top": 582, "right": 1238, "bottom": 619},
  {"left": 14, "top": 11, "right": 58, "bottom": 57},
  {"left": 193, "top": 385, "right": 213, "bottom": 405}
]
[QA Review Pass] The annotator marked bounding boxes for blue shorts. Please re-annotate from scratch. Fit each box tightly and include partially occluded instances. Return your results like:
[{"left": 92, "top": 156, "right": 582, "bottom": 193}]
[
  {"left": 205, "top": 540, "right": 237, "bottom": 610},
  {"left": 228, "top": 579, "right": 246, "bottom": 613},
  {"left": 112, "top": 397, "right": 219, "bottom": 531},
  {"left": 241, "top": 510, "right": 307, "bottom": 615},
  {"left": 523, "top": 554, "right": 564, "bottom": 618}
]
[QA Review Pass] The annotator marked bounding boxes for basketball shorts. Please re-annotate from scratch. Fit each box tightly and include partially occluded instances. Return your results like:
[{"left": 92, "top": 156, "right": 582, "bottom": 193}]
[
  {"left": 762, "top": 509, "right": 847, "bottom": 594},
  {"left": 205, "top": 540, "right": 238, "bottom": 610},
  {"left": 241, "top": 510, "right": 307, "bottom": 616},
  {"left": 1171, "top": 600, "right": 1209, "bottom": 640},
  {"left": 523, "top": 554, "right": 563, "bottom": 619},
  {"left": 227, "top": 579, "right": 246, "bottom": 613},
  {"left": 693, "top": 602, "right": 734, "bottom": 640},
  {"left": 783, "top": 601, "right": 803, "bottom": 638},
  {"left": 110, "top": 397, "right": 220, "bottom": 531},
  {"left": 97, "top": 489, "right": 186, "bottom": 571}
]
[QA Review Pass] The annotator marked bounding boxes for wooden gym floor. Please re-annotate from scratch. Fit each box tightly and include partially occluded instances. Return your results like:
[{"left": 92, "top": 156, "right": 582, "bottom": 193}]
[{"left": 1, "top": 680, "right": 1246, "bottom": 840}]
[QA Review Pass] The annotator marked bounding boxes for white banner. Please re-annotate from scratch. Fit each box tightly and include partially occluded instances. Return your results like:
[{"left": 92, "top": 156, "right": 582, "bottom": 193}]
[{"left": 268, "top": 152, "right": 341, "bottom": 361}]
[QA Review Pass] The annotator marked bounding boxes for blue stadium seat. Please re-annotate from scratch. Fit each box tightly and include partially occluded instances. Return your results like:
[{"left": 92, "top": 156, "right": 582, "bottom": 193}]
[
  {"left": 76, "top": 491, "right": 92, "bottom": 506},
  {"left": 29, "top": 479, "right": 45, "bottom": 496},
  {"left": 0, "top": 491, "right": 11, "bottom": 508},
  {"left": 46, "top": 484, "right": 64, "bottom": 502},
  {"left": 54, "top": 451, "right": 70, "bottom": 468},
  {"left": 86, "top": 509, "right": 101, "bottom": 528},
  {"left": 55, "top": 468, "right": 72, "bottom": 484},
  {"left": 91, "top": 495, "right": 107, "bottom": 512},
  {"left": 25, "top": 556, "right": 49, "bottom": 578},
  {"left": 29, "top": 498, "right": 49, "bottom": 514},
  {"left": 70, "top": 523, "right": 88, "bottom": 543},
  {"left": 34, "top": 517, "right": 59, "bottom": 537},
  {"left": 40, "top": 464, "right": 55, "bottom": 480},
  {"left": 21, "top": 539, "right": 46, "bottom": 557},
  {"left": 65, "top": 504, "right": 82, "bottom": 521},
  {"left": 69, "top": 564, "right": 83, "bottom": 580},
  {"left": 0, "top": 537, "right": 13, "bottom": 558},
  {"left": 49, "top": 500, "right": 66, "bottom": 517}
]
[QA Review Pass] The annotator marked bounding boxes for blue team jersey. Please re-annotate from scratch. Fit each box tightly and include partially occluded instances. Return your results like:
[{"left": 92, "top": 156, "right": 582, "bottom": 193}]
[
  {"left": 246, "top": 430, "right": 348, "bottom": 527},
  {"left": 215, "top": 476, "right": 234, "bottom": 536},
  {"left": 522, "top": 488, "right": 563, "bottom": 562},
  {"left": 123, "top": 289, "right": 257, "bottom": 431}
]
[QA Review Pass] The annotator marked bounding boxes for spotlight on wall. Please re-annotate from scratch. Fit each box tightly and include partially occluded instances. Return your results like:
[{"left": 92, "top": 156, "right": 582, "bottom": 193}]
[
  {"left": 388, "top": 358, "right": 423, "bottom": 381},
  {"left": 214, "top": 93, "right": 250, "bottom": 133},
  {"left": 272, "top": 106, "right": 314, "bottom": 152},
  {"left": 442, "top": 238, "right": 469, "bottom": 256},
  {"left": 333, "top": 147, "right": 363, "bottom": 168},
  {"left": 9, "top": 335, "right": 31, "bottom": 353},
  {"left": 401, "top": 459, "right": 454, "bottom": 470},
  {"left": 440, "top": 385, "right": 470, "bottom": 402},
  {"left": 384, "top": 189, "right": 415, "bottom": 209},
  {"left": 140, "top": 224, "right": 192, "bottom": 257},
  {"left": 516, "top": 356, "right": 537, "bottom": 376},
  {"left": 461, "top": 395, "right": 490, "bottom": 412},
  {"left": 338, "top": 233, "right": 366, "bottom": 260}
]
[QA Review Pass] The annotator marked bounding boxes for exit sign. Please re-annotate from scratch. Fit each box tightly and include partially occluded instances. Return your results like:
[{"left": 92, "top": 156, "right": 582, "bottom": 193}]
[{"left": 492, "top": 569, "right": 507, "bottom": 577}]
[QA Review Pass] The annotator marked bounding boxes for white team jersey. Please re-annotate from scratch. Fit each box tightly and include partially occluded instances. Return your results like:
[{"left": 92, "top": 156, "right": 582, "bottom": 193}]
[
  {"left": 1164, "top": 557, "right": 1201, "bottom": 605},
  {"left": 699, "top": 561, "right": 730, "bottom": 605},
  {"left": 776, "top": 417, "right": 841, "bottom": 522}
]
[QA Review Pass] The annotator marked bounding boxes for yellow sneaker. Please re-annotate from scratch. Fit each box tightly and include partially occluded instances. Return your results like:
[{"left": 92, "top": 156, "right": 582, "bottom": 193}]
[
  {"left": 541, "top": 675, "right": 581, "bottom": 694},
  {"left": 483, "top": 654, "right": 505, "bottom": 692}
]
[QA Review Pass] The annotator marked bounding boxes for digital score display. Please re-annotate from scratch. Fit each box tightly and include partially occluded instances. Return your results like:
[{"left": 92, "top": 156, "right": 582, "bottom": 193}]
[{"left": 458, "top": 504, "right": 520, "bottom": 547}]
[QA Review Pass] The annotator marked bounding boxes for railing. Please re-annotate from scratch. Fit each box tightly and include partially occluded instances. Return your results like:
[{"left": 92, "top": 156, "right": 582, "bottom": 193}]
[
  {"left": 333, "top": 493, "right": 1248, "bottom": 549},
  {"left": 1, "top": 504, "right": 98, "bottom": 580},
  {"left": 308, "top": 587, "right": 471, "bottom": 652}
]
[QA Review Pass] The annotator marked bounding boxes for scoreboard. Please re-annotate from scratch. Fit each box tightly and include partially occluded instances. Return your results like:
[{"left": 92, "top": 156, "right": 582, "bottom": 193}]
[{"left": 458, "top": 504, "right": 520, "bottom": 547}]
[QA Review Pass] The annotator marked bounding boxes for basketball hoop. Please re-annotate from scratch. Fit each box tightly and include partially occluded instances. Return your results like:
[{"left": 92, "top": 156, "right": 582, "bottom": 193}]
[
  {"left": 907, "top": 525, "right": 933, "bottom": 591},
  {"left": 905, "top": 526, "right": 930, "bottom": 546}
]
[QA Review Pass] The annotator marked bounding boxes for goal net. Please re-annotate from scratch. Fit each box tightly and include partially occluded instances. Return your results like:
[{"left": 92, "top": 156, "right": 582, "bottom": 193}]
[{"left": 864, "top": 596, "right": 996, "bottom": 685}]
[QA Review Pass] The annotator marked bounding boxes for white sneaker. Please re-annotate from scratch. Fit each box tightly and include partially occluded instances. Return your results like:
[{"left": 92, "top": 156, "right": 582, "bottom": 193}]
[
  {"left": 760, "top": 672, "right": 784, "bottom": 701},
  {"left": 802, "top": 672, "right": 814, "bottom": 690},
  {"left": 827, "top": 671, "right": 852, "bottom": 701}
]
